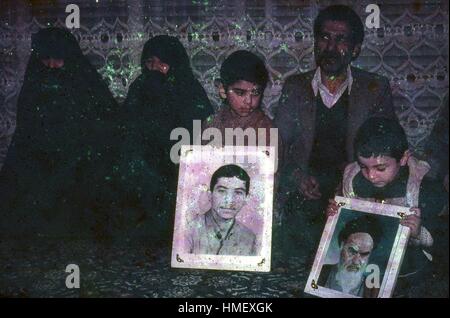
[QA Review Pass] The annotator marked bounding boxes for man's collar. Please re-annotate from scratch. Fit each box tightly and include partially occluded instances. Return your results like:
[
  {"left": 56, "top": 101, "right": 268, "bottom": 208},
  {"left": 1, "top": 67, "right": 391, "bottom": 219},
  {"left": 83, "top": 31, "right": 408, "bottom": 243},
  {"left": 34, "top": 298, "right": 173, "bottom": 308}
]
[
  {"left": 311, "top": 67, "right": 320, "bottom": 96},
  {"left": 346, "top": 65, "right": 353, "bottom": 93},
  {"left": 311, "top": 65, "right": 353, "bottom": 96}
]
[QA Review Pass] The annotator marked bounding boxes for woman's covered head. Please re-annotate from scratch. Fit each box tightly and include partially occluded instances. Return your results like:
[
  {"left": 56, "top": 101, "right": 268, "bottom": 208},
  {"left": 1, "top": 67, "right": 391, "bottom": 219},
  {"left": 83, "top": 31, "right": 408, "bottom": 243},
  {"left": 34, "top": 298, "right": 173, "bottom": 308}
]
[
  {"left": 141, "top": 35, "right": 192, "bottom": 79},
  {"left": 32, "top": 27, "right": 83, "bottom": 69}
]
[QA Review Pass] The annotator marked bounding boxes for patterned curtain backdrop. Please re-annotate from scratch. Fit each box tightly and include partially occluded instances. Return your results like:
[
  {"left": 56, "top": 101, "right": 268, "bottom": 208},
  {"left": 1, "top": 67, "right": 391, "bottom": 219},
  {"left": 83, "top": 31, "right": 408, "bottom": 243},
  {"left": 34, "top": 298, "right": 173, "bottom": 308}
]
[{"left": 0, "top": 0, "right": 448, "bottom": 168}]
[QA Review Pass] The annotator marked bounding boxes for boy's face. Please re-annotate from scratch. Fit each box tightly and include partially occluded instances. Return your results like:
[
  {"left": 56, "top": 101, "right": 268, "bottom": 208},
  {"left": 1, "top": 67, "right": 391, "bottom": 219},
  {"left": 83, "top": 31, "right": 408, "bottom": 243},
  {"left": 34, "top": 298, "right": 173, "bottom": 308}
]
[
  {"left": 210, "top": 176, "right": 248, "bottom": 221},
  {"left": 219, "top": 80, "right": 262, "bottom": 117},
  {"left": 357, "top": 152, "right": 409, "bottom": 188}
]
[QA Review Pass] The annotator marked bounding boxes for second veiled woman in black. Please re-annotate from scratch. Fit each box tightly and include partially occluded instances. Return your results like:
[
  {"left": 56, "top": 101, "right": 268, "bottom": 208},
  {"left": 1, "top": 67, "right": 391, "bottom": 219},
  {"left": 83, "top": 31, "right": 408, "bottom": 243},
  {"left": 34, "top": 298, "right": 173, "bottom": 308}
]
[{"left": 120, "top": 35, "right": 213, "bottom": 243}]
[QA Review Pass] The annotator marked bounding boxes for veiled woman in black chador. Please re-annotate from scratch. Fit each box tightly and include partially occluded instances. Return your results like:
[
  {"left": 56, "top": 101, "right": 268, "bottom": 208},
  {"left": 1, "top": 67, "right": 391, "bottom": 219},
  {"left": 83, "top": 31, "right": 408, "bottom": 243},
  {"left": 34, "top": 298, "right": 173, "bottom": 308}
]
[
  {"left": 124, "top": 34, "right": 213, "bottom": 154},
  {"left": 121, "top": 35, "right": 213, "bottom": 242},
  {"left": 0, "top": 27, "right": 121, "bottom": 238}
]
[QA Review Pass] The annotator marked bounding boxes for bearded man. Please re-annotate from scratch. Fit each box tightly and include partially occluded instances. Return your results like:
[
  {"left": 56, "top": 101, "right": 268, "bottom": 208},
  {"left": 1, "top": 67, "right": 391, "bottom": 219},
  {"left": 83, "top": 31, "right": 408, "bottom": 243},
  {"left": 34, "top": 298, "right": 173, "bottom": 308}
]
[
  {"left": 319, "top": 215, "right": 383, "bottom": 297},
  {"left": 274, "top": 5, "right": 395, "bottom": 257}
]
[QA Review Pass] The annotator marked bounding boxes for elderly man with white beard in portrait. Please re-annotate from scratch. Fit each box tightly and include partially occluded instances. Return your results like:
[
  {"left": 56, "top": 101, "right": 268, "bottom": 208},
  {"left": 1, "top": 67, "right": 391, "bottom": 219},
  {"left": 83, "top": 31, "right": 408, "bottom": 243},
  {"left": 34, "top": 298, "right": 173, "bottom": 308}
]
[{"left": 319, "top": 215, "right": 383, "bottom": 297}]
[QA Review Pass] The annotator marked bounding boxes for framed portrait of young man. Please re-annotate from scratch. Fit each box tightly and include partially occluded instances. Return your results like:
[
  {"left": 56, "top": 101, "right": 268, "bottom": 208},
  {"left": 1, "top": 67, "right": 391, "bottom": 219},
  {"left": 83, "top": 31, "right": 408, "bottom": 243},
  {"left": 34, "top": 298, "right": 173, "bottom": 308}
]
[
  {"left": 171, "top": 145, "right": 276, "bottom": 272},
  {"left": 305, "top": 196, "right": 413, "bottom": 298}
]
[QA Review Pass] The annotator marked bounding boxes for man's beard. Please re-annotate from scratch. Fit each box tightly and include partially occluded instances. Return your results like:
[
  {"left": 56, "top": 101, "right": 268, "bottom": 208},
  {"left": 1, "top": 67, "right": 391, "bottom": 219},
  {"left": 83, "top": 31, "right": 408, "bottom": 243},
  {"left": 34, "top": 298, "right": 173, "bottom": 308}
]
[
  {"left": 335, "top": 263, "right": 366, "bottom": 294},
  {"left": 315, "top": 49, "right": 351, "bottom": 76}
]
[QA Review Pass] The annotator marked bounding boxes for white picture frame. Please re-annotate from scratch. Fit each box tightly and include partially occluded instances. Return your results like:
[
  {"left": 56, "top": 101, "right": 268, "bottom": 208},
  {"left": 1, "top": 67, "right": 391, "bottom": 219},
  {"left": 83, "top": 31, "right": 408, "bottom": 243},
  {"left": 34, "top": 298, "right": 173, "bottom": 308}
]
[
  {"left": 171, "top": 145, "right": 275, "bottom": 272},
  {"left": 305, "top": 196, "right": 412, "bottom": 298}
]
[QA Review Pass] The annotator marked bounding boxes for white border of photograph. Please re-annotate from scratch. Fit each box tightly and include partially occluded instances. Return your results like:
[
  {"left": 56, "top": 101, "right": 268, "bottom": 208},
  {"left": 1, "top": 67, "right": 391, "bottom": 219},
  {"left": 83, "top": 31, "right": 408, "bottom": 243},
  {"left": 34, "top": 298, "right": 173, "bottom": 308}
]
[
  {"left": 171, "top": 145, "right": 275, "bottom": 272},
  {"left": 304, "top": 196, "right": 412, "bottom": 298}
]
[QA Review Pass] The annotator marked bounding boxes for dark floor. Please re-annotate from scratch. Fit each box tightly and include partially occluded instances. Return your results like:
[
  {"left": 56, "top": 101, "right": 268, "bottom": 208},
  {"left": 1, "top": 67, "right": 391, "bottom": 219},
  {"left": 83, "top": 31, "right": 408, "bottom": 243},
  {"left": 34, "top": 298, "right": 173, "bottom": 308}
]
[
  {"left": 0, "top": 236, "right": 447, "bottom": 298},
  {"left": 0, "top": 237, "right": 309, "bottom": 298}
]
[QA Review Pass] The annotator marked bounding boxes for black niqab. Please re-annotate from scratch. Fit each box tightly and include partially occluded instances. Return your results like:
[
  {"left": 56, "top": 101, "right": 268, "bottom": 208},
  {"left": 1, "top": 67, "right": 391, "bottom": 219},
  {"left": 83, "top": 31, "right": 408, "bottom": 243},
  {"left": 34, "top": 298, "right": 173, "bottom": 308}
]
[{"left": 0, "top": 27, "right": 121, "bottom": 238}]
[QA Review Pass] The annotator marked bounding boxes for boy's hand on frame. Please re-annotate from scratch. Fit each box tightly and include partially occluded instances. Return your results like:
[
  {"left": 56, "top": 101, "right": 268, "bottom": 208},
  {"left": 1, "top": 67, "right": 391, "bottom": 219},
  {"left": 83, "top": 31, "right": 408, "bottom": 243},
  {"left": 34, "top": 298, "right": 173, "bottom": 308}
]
[{"left": 400, "top": 207, "right": 421, "bottom": 239}]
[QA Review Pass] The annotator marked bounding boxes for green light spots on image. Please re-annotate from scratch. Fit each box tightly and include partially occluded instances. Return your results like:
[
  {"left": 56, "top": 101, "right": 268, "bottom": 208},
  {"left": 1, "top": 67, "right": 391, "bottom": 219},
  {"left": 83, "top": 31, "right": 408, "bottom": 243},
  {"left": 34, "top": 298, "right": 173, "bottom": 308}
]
[
  {"left": 167, "top": 75, "right": 176, "bottom": 84},
  {"left": 232, "top": 22, "right": 242, "bottom": 30},
  {"left": 280, "top": 43, "right": 289, "bottom": 52},
  {"left": 100, "top": 47, "right": 141, "bottom": 101},
  {"left": 190, "top": 0, "right": 214, "bottom": 13},
  {"left": 191, "top": 22, "right": 205, "bottom": 30},
  {"left": 192, "top": 0, "right": 210, "bottom": 7},
  {"left": 232, "top": 34, "right": 246, "bottom": 47},
  {"left": 191, "top": 32, "right": 200, "bottom": 41}
]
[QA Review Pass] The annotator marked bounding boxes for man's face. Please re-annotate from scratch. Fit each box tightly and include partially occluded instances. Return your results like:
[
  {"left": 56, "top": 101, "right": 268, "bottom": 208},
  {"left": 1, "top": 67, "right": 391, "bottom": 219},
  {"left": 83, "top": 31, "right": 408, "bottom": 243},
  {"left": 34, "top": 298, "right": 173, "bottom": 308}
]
[
  {"left": 340, "top": 232, "right": 374, "bottom": 272},
  {"left": 314, "top": 20, "right": 358, "bottom": 76},
  {"left": 211, "top": 176, "right": 248, "bottom": 220},
  {"left": 220, "top": 80, "right": 263, "bottom": 117},
  {"left": 358, "top": 154, "right": 407, "bottom": 188}
]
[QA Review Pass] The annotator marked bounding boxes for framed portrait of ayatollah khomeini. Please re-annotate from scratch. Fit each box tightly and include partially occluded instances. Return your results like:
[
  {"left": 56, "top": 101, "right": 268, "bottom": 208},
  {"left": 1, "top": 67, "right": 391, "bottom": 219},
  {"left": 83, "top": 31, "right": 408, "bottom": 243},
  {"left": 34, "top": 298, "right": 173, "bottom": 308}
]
[
  {"left": 171, "top": 145, "right": 275, "bottom": 272},
  {"left": 305, "top": 196, "right": 413, "bottom": 298}
]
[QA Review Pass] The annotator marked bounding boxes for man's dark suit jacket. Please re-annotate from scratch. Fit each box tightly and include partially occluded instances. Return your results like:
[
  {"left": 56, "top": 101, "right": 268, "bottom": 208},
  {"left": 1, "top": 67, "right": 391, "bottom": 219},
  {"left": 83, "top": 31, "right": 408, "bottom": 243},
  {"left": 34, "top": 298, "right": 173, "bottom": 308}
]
[{"left": 274, "top": 66, "right": 395, "bottom": 180}]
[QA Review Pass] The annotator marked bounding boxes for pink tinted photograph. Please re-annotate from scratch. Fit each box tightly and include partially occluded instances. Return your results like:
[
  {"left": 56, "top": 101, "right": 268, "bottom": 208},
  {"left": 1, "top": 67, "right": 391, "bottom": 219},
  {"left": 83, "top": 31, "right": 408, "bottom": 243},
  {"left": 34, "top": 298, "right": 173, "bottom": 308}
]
[{"left": 171, "top": 146, "right": 275, "bottom": 272}]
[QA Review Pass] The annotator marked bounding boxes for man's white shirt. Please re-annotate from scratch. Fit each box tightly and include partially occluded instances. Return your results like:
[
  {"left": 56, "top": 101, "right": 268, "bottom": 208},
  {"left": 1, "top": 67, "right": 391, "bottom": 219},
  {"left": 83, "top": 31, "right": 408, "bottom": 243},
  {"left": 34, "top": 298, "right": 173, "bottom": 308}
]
[{"left": 311, "top": 65, "right": 353, "bottom": 108}]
